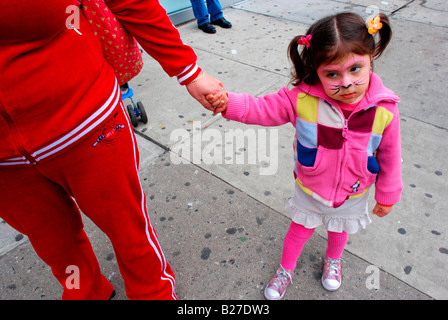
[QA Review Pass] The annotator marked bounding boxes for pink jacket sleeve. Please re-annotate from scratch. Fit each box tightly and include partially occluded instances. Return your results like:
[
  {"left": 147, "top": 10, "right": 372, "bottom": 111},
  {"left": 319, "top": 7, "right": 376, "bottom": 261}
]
[{"left": 223, "top": 88, "right": 297, "bottom": 126}]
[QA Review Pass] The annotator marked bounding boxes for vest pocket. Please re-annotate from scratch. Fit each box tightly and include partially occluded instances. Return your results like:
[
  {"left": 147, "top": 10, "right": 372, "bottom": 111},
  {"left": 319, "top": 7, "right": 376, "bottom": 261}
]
[
  {"left": 296, "top": 140, "right": 317, "bottom": 167},
  {"left": 343, "top": 149, "right": 377, "bottom": 195},
  {"left": 297, "top": 145, "right": 333, "bottom": 177}
]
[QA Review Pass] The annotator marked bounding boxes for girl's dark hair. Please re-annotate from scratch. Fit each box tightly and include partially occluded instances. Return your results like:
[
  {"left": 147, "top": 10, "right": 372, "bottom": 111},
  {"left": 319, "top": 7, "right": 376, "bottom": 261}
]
[{"left": 288, "top": 12, "right": 392, "bottom": 86}]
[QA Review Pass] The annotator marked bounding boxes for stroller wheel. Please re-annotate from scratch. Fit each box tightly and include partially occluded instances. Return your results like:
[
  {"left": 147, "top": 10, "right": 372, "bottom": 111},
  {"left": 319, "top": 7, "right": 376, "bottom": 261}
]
[
  {"left": 137, "top": 101, "right": 148, "bottom": 124},
  {"left": 126, "top": 104, "right": 139, "bottom": 127}
]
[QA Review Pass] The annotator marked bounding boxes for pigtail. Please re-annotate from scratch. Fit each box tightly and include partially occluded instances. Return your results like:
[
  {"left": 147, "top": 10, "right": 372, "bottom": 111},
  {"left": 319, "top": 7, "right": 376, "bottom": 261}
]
[
  {"left": 372, "top": 13, "right": 392, "bottom": 59},
  {"left": 288, "top": 35, "right": 304, "bottom": 85},
  {"left": 288, "top": 35, "right": 315, "bottom": 86}
]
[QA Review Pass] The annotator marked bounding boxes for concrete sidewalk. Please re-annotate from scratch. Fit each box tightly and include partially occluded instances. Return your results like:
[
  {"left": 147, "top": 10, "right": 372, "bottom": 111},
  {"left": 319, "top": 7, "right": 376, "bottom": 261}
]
[{"left": 1, "top": 0, "right": 446, "bottom": 300}]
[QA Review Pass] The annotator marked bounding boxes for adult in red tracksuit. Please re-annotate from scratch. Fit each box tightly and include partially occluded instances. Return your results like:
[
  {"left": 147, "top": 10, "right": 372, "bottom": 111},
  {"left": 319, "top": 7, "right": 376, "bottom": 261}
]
[{"left": 0, "top": 0, "right": 223, "bottom": 300}]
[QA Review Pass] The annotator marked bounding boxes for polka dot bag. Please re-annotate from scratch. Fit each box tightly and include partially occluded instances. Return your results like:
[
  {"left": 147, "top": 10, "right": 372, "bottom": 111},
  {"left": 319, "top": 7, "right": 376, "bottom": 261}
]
[{"left": 80, "top": 0, "right": 143, "bottom": 85}]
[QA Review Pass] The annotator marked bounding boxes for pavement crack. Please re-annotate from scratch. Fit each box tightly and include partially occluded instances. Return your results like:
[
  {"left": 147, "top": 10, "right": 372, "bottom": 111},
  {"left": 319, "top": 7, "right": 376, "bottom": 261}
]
[
  {"left": 133, "top": 129, "right": 169, "bottom": 152},
  {"left": 390, "top": 0, "right": 416, "bottom": 16}
]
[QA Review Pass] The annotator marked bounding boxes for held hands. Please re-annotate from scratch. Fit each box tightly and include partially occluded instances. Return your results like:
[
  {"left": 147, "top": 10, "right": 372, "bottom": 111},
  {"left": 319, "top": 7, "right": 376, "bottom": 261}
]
[
  {"left": 185, "top": 71, "right": 228, "bottom": 114},
  {"left": 372, "top": 203, "right": 393, "bottom": 217},
  {"left": 206, "top": 89, "right": 228, "bottom": 114},
  {"left": 186, "top": 72, "right": 227, "bottom": 113}
]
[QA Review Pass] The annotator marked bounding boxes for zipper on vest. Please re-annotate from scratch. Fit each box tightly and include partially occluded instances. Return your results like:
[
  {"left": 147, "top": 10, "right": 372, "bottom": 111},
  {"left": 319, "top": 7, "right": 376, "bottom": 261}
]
[
  {"left": 342, "top": 119, "right": 348, "bottom": 138},
  {"left": 0, "top": 102, "right": 38, "bottom": 165},
  {"left": 328, "top": 102, "right": 349, "bottom": 139}
]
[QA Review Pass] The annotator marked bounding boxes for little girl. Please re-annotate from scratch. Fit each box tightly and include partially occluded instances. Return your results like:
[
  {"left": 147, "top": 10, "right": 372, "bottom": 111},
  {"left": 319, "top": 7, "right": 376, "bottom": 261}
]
[{"left": 208, "top": 12, "right": 403, "bottom": 299}]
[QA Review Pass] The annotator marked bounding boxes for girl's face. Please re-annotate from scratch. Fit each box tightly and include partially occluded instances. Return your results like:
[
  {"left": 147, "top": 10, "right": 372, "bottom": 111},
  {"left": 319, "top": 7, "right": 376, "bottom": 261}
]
[{"left": 317, "top": 53, "right": 371, "bottom": 104}]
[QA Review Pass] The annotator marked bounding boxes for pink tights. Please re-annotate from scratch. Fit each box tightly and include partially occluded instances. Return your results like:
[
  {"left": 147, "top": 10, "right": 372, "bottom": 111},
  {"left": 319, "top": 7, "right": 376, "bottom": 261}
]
[{"left": 280, "top": 222, "right": 348, "bottom": 270}]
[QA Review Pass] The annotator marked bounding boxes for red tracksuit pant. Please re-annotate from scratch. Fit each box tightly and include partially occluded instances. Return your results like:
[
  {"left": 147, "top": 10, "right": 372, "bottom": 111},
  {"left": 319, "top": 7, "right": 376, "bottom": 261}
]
[{"left": 0, "top": 104, "right": 176, "bottom": 299}]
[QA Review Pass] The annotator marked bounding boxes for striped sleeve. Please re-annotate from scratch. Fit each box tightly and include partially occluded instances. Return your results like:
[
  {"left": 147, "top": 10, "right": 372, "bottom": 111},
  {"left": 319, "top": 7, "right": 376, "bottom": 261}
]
[{"left": 176, "top": 63, "right": 202, "bottom": 85}]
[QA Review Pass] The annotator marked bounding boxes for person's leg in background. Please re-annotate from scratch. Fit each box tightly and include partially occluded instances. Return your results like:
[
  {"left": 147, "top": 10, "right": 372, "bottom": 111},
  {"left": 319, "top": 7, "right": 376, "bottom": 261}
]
[
  {"left": 190, "top": 0, "right": 216, "bottom": 33},
  {"left": 207, "top": 0, "right": 232, "bottom": 28},
  {"left": 206, "top": 0, "right": 223, "bottom": 22}
]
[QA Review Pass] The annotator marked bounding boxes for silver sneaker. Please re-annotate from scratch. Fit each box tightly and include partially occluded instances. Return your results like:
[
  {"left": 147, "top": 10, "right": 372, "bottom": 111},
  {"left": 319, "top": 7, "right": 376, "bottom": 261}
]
[
  {"left": 321, "top": 256, "right": 343, "bottom": 291},
  {"left": 264, "top": 265, "right": 293, "bottom": 300}
]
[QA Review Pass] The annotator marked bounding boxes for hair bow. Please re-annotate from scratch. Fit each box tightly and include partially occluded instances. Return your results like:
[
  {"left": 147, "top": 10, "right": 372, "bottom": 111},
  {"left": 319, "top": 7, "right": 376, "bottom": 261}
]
[
  {"left": 297, "top": 34, "right": 312, "bottom": 49},
  {"left": 367, "top": 16, "right": 383, "bottom": 34}
]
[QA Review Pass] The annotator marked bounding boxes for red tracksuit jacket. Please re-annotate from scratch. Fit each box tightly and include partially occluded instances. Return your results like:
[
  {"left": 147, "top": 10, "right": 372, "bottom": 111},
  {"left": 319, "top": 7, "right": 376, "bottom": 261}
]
[{"left": 0, "top": 0, "right": 200, "bottom": 166}]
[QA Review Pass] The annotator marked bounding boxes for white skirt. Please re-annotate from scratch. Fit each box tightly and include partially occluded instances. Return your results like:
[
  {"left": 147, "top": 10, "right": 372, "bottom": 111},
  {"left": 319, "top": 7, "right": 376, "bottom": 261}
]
[{"left": 285, "top": 183, "right": 372, "bottom": 234}]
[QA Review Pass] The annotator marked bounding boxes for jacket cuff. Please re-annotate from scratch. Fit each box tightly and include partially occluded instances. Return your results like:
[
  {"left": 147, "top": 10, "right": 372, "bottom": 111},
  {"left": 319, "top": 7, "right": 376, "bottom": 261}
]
[
  {"left": 222, "top": 92, "right": 247, "bottom": 122},
  {"left": 177, "top": 63, "right": 202, "bottom": 85},
  {"left": 374, "top": 189, "right": 402, "bottom": 207},
  {"left": 377, "top": 203, "right": 394, "bottom": 207}
]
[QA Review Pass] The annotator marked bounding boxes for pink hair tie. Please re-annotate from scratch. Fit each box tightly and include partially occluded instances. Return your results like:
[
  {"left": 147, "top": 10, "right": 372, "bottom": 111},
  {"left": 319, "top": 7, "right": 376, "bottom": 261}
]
[{"left": 297, "top": 34, "right": 312, "bottom": 50}]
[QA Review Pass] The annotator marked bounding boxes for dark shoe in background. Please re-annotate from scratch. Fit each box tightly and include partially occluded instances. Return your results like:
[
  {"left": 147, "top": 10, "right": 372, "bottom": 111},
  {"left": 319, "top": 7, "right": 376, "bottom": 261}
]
[
  {"left": 211, "top": 17, "right": 232, "bottom": 28},
  {"left": 198, "top": 22, "right": 216, "bottom": 34}
]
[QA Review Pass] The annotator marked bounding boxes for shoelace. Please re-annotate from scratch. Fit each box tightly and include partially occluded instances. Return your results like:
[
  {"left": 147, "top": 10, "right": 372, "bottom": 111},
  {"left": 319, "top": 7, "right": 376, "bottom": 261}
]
[
  {"left": 272, "top": 266, "right": 293, "bottom": 288},
  {"left": 324, "top": 258, "right": 345, "bottom": 278}
]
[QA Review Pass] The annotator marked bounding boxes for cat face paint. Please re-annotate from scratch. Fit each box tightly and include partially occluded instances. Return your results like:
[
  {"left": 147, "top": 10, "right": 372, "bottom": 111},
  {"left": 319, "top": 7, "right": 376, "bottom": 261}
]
[{"left": 317, "top": 54, "right": 371, "bottom": 104}]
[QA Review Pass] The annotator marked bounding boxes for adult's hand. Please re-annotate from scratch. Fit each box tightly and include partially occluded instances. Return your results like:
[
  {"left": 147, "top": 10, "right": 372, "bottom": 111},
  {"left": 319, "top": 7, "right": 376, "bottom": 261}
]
[{"left": 186, "top": 72, "right": 224, "bottom": 112}]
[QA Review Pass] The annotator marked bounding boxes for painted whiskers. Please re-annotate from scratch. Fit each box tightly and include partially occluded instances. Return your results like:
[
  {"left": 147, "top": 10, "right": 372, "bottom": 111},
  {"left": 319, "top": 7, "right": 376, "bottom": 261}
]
[{"left": 330, "top": 79, "right": 365, "bottom": 96}]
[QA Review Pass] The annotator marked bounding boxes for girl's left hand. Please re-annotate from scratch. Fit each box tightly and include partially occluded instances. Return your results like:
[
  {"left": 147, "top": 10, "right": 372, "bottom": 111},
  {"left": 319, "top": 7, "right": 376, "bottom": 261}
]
[{"left": 372, "top": 203, "right": 393, "bottom": 217}]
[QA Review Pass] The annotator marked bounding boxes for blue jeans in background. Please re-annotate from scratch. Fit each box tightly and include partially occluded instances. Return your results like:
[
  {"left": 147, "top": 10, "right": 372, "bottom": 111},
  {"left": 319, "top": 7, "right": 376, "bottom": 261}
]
[{"left": 190, "top": 0, "right": 224, "bottom": 26}]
